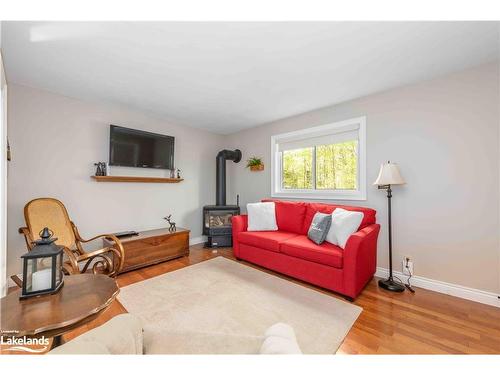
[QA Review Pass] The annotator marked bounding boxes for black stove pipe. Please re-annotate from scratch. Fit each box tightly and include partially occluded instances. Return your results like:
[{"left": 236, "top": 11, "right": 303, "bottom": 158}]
[{"left": 216, "top": 149, "right": 242, "bottom": 206}]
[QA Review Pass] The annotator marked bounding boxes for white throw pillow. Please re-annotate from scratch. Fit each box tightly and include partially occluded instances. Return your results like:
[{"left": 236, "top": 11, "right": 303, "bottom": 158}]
[
  {"left": 260, "top": 323, "right": 302, "bottom": 354},
  {"left": 325, "top": 208, "right": 364, "bottom": 249},
  {"left": 247, "top": 202, "right": 278, "bottom": 232}
]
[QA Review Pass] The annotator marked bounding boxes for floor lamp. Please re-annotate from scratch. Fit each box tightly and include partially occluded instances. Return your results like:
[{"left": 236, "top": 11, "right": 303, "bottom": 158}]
[{"left": 374, "top": 161, "right": 406, "bottom": 292}]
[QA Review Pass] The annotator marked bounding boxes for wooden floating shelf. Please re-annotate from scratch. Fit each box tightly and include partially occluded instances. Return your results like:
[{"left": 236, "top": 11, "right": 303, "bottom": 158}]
[{"left": 91, "top": 176, "right": 184, "bottom": 183}]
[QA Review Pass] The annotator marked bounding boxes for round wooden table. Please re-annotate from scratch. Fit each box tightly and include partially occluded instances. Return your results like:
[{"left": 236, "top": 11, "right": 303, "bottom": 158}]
[{"left": 1, "top": 274, "right": 119, "bottom": 349}]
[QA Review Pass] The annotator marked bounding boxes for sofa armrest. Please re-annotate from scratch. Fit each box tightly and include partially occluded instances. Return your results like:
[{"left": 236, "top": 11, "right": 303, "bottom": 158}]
[
  {"left": 232, "top": 215, "right": 248, "bottom": 258},
  {"left": 49, "top": 314, "right": 143, "bottom": 355},
  {"left": 342, "top": 224, "right": 380, "bottom": 299}
]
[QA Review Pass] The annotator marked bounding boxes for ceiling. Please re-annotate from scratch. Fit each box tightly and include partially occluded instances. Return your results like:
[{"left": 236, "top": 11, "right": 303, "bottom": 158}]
[{"left": 2, "top": 22, "right": 499, "bottom": 134}]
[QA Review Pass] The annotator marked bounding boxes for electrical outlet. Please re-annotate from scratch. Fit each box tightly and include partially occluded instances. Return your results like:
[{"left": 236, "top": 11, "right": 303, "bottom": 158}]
[{"left": 402, "top": 257, "right": 414, "bottom": 276}]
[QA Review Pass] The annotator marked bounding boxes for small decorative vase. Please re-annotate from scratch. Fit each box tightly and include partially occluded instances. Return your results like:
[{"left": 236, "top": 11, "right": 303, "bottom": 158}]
[{"left": 250, "top": 164, "right": 264, "bottom": 171}]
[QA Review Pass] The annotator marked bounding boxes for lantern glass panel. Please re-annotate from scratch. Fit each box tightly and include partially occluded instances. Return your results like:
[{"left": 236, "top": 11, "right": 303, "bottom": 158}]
[
  {"left": 28, "top": 256, "right": 53, "bottom": 292},
  {"left": 55, "top": 254, "right": 62, "bottom": 285}
]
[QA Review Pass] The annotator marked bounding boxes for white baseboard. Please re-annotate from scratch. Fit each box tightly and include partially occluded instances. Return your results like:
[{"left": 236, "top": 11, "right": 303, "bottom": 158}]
[
  {"left": 375, "top": 267, "right": 500, "bottom": 308},
  {"left": 189, "top": 236, "right": 206, "bottom": 246}
]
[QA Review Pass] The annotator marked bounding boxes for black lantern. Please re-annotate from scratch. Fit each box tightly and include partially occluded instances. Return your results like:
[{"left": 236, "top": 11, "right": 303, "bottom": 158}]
[{"left": 20, "top": 227, "right": 64, "bottom": 299}]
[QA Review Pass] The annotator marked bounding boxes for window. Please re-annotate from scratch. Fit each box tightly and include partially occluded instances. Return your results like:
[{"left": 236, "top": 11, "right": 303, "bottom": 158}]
[{"left": 271, "top": 117, "right": 366, "bottom": 200}]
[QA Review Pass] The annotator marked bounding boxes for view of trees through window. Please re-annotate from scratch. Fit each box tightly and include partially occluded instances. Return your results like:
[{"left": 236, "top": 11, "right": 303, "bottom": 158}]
[
  {"left": 282, "top": 140, "right": 358, "bottom": 190},
  {"left": 282, "top": 147, "right": 313, "bottom": 189}
]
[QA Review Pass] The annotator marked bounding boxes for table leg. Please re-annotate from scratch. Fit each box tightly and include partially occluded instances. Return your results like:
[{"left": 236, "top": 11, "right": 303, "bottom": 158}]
[{"left": 50, "top": 335, "right": 63, "bottom": 349}]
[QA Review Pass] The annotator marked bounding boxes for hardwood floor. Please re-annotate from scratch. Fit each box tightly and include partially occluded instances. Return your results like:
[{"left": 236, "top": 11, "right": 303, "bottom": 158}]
[{"left": 9, "top": 244, "right": 500, "bottom": 354}]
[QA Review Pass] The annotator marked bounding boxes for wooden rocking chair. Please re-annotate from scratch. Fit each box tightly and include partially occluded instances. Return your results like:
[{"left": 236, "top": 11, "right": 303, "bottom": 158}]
[{"left": 19, "top": 198, "right": 125, "bottom": 277}]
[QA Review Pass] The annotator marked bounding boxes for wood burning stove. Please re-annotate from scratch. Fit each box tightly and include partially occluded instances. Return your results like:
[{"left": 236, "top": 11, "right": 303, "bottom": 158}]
[
  {"left": 203, "top": 149, "right": 241, "bottom": 248},
  {"left": 203, "top": 205, "right": 240, "bottom": 247}
]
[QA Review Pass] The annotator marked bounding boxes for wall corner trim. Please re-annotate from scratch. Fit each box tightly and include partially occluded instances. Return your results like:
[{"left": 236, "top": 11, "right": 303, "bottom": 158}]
[{"left": 375, "top": 267, "right": 500, "bottom": 308}]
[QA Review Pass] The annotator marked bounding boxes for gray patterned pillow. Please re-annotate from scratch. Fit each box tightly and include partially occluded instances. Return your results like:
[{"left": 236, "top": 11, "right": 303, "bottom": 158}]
[{"left": 307, "top": 212, "right": 332, "bottom": 245}]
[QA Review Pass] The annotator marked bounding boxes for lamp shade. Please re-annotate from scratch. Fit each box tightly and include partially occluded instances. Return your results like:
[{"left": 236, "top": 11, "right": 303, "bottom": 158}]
[{"left": 373, "top": 162, "right": 406, "bottom": 186}]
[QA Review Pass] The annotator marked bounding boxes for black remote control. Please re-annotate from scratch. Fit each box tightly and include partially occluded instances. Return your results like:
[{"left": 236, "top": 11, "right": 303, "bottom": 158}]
[{"left": 113, "top": 231, "right": 139, "bottom": 238}]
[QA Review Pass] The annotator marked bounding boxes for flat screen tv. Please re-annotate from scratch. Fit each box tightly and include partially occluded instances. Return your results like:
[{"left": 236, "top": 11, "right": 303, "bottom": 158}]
[{"left": 109, "top": 125, "right": 175, "bottom": 169}]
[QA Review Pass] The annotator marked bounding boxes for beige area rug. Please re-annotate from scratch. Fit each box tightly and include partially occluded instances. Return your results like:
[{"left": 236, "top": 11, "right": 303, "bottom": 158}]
[{"left": 118, "top": 256, "right": 362, "bottom": 354}]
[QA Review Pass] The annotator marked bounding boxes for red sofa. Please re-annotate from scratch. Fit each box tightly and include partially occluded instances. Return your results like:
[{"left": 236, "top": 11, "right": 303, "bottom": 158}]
[{"left": 232, "top": 199, "right": 380, "bottom": 300}]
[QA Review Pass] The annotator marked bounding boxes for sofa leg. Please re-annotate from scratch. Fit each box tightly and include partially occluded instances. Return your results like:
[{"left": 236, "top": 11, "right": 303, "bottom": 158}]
[{"left": 344, "top": 296, "right": 354, "bottom": 302}]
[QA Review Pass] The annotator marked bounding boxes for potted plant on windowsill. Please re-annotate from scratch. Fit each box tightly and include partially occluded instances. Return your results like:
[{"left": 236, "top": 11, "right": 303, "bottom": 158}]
[{"left": 246, "top": 156, "right": 264, "bottom": 171}]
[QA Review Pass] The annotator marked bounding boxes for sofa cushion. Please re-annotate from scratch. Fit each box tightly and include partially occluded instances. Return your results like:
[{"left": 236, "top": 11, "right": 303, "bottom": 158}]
[
  {"left": 262, "top": 199, "right": 306, "bottom": 234},
  {"left": 247, "top": 202, "right": 278, "bottom": 231},
  {"left": 325, "top": 208, "right": 364, "bottom": 249},
  {"left": 280, "top": 235, "right": 344, "bottom": 268},
  {"left": 307, "top": 212, "right": 332, "bottom": 245},
  {"left": 49, "top": 339, "right": 111, "bottom": 355},
  {"left": 49, "top": 314, "right": 143, "bottom": 355},
  {"left": 238, "top": 231, "right": 299, "bottom": 253},
  {"left": 302, "top": 203, "right": 376, "bottom": 234}
]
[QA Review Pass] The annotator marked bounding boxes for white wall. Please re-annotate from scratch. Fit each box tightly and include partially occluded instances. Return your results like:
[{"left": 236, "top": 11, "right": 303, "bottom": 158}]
[
  {"left": 6, "top": 63, "right": 500, "bottom": 295},
  {"left": 226, "top": 63, "right": 500, "bottom": 294},
  {"left": 6, "top": 84, "right": 224, "bottom": 277}
]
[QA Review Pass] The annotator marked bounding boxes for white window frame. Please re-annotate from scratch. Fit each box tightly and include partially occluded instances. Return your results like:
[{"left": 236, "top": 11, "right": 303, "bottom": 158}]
[
  {"left": 271, "top": 116, "right": 366, "bottom": 201},
  {"left": 0, "top": 50, "right": 7, "bottom": 297}
]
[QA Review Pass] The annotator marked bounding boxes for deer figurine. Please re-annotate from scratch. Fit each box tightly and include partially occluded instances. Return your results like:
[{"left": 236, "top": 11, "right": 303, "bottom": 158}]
[{"left": 164, "top": 215, "right": 176, "bottom": 232}]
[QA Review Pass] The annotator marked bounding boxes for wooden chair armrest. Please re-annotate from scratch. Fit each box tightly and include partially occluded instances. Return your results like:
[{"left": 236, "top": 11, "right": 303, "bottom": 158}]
[
  {"left": 18, "top": 226, "right": 30, "bottom": 235},
  {"left": 76, "top": 246, "right": 123, "bottom": 276},
  {"left": 102, "top": 235, "right": 125, "bottom": 275},
  {"left": 78, "top": 233, "right": 116, "bottom": 243},
  {"left": 10, "top": 274, "right": 23, "bottom": 288},
  {"left": 71, "top": 223, "right": 122, "bottom": 247},
  {"left": 75, "top": 233, "right": 125, "bottom": 275},
  {"left": 70, "top": 222, "right": 125, "bottom": 275},
  {"left": 76, "top": 247, "right": 115, "bottom": 261}
]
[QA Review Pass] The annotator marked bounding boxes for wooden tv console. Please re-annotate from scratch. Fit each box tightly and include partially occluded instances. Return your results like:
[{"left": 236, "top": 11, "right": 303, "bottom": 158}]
[{"left": 104, "top": 227, "right": 190, "bottom": 274}]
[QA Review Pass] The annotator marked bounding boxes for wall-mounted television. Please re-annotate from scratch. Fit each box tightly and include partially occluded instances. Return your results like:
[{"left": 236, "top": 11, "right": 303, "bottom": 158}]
[{"left": 109, "top": 125, "right": 175, "bottom": 170}]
